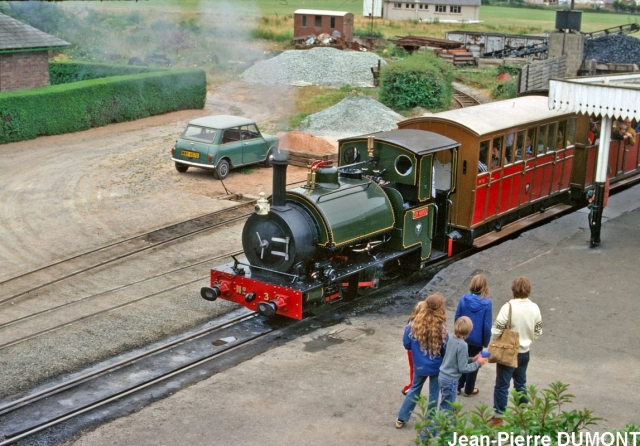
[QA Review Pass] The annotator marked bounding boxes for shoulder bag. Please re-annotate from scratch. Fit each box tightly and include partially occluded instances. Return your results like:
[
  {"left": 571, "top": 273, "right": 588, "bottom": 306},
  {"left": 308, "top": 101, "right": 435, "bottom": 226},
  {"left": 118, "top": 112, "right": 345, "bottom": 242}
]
[{"left": 488, "top": 302, "right": 519, "bottom": 368}]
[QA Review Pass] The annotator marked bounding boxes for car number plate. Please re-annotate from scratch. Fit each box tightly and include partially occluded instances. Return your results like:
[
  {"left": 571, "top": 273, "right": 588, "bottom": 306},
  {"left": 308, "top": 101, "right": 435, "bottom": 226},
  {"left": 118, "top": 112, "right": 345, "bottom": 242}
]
[{"left": 181, "top": 150, "right": 200, "bottom": 159}]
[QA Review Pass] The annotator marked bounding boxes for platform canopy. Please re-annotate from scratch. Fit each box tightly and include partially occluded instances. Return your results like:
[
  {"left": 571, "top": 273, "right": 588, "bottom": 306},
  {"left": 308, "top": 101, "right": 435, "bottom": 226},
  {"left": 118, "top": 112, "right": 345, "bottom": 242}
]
[{"left": 548, "top": 73, "right": 640, "bottom": 120}]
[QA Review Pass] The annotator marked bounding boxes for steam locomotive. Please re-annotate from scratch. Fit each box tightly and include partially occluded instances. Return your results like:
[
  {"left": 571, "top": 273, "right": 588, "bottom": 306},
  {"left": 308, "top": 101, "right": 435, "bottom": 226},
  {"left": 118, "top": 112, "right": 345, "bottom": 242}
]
[{"left": 201, "top": 96, "right": 640, "bottom": 319}]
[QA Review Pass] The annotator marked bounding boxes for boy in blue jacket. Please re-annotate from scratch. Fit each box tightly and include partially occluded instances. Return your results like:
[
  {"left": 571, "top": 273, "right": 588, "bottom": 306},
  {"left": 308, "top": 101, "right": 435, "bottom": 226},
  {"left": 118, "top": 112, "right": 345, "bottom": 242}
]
[{"left": 454, "top": 275, "right": 492, "bottom": 396}]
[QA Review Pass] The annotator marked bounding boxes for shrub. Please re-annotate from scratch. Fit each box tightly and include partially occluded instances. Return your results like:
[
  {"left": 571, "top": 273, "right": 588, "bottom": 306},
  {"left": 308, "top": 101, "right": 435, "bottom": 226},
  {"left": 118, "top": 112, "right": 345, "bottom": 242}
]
[
  {"left": 379, "top": 51, "right": 453, "bottom": 111},
  {"left": 411, "top": 382, "right": 605, "bottom": 445}
]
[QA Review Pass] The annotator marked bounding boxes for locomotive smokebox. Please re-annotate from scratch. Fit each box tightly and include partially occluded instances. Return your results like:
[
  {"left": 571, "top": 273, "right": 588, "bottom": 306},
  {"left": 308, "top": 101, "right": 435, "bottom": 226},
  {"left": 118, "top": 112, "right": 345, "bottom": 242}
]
[{"left": 271, "top": 158, "right": 289, "bottom": 209}]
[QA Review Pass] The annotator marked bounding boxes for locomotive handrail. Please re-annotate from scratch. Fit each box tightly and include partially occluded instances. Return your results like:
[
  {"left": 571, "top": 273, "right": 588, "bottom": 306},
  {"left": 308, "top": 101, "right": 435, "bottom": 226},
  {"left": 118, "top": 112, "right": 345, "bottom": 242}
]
[
  {"left": 337, "top": 160, "right": 374, "bottom": 170},
  {"left": 315, "top": 182, "right": 372, "bottom": 203},
  {"left": 232, "top": 255, "right": 300, "bottom": 282}
]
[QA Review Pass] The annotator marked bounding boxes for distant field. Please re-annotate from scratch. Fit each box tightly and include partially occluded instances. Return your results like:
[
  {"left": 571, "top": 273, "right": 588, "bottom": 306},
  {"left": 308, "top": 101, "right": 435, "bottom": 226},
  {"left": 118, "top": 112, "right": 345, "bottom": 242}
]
[{"left": 96, "top": 1, "right": 639, "bottom": 35}]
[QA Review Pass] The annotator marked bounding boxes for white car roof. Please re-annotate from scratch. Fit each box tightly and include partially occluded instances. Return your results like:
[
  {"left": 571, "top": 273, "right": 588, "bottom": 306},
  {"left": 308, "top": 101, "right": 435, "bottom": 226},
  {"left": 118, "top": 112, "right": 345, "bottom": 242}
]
[{"left": 187, "top": 115, "right": 256, "bottom": 129}]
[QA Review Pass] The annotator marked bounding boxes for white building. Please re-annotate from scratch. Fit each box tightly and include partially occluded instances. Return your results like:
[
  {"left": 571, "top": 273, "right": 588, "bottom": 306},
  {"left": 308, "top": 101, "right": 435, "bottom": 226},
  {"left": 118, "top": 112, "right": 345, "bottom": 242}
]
[{"left": 382, "top": 0, "right": 481, "bottom": 23}]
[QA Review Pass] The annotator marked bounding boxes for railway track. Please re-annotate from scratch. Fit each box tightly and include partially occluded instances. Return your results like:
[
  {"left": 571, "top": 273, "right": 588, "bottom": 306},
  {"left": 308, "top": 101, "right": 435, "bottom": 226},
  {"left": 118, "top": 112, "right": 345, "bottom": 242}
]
[
  {"left": 0, "top": 249, "right": 243, "bottom": 351},
  {"left": 0, "top": 200, "right": 256, "bottom": 305},
  {"left": 452, "top": 88, "right": 481, "bottom": 108},
  {"left": 0, "top": 311, "right": 276, "bottom": 446}
]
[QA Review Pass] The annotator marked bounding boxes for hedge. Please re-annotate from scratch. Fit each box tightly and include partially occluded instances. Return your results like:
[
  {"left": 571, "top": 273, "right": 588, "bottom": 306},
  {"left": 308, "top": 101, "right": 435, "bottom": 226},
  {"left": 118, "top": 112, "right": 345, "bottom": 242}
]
[
  {"left": 49, "top": 61, "right": 162, "bottom": 85},
  {"left": 379, "top": 51, "right": 454, "bottom": 111},
  {"left": 0, "top": 62, "right": 206, "bottom": 144}
]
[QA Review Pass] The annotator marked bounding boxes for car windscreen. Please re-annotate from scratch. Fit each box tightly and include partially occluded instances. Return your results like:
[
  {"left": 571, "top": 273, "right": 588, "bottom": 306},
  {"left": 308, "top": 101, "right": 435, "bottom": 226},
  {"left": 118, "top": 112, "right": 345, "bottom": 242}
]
[{"left": 183, "top": 125, "right": 217, "bottom": 143}]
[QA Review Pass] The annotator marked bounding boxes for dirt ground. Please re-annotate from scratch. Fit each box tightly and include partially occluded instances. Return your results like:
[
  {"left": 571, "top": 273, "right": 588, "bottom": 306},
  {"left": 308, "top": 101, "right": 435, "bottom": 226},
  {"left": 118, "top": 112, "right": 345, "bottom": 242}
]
[{"left": 0, "top": 81, "right": 339, "bottom": 279}]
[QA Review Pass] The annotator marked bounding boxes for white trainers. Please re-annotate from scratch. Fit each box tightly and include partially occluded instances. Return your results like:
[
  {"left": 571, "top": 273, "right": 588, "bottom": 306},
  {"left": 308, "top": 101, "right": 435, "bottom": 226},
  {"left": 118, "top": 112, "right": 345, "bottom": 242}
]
[{"left": 395, "top": 419, "right": 405, "bottom": 429}]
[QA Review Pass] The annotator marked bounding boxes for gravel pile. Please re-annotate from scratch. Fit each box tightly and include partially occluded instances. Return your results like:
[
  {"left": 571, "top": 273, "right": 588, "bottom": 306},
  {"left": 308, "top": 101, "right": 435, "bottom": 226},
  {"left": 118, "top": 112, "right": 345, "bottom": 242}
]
[
  {"left": 583, "top": 33, "right": 640, "bottom": 65},
  {"left": 241, "top": 47, "right": 386, "bottom": 87},
  {"left": 300, "top": 95, "right": 404, "bottom": 138}
]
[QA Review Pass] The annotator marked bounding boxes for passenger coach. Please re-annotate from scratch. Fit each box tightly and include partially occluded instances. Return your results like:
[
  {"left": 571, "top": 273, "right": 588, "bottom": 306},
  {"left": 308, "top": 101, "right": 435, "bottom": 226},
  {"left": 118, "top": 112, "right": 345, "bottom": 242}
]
[{"left": 400, "top": 96, "right": 593, "bottom": 247}]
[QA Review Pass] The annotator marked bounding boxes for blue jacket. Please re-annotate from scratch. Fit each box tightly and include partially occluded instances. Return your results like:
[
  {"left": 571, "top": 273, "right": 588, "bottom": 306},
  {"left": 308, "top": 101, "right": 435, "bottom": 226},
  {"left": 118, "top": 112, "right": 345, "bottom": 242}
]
[
  {"left": 454, "top": 292, "right": 492, "bottom": 348},
  {"left": 403, "top": 324, "right": 447, "bottom": 377}
]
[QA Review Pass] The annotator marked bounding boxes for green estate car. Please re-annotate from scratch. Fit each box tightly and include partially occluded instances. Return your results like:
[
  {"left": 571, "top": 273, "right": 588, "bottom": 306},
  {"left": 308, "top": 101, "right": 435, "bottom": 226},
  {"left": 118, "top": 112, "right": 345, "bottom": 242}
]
[{"left": 171, "top": 115, "right": 279, "bottom": 180}]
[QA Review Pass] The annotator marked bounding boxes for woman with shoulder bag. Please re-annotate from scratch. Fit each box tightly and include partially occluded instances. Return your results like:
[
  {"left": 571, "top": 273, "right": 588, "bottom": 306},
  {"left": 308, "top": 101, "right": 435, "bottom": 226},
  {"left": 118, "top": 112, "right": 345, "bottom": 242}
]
[{"left": 488, "top": 276, "right": 542, "bottom": 427}]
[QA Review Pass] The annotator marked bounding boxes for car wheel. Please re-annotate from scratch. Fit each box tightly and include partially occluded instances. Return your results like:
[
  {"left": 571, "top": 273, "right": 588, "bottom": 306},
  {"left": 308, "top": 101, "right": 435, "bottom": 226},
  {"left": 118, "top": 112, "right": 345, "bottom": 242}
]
[
  {"left": 264, "top": 148, "right": 275, "bottom": 167},
  {"left": 175, "top": 162, "right": 189, "bottom": 173},
  {"left": 214, "top": 159, "right": 230, "bottom": 180}
]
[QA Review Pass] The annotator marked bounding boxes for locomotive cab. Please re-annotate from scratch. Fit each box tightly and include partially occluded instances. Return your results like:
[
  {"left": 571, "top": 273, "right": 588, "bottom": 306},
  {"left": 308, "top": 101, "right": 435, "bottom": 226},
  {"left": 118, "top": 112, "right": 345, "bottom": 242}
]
[{"left": 338, "top": 130, "right": 460, "bottom": 262}]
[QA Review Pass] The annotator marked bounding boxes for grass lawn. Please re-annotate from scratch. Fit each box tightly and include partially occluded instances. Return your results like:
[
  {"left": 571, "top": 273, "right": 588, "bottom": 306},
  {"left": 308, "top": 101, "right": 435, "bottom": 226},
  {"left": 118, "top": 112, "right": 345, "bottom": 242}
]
[{"left": 85, "top": 0, "right": 639, "bottom": 35}]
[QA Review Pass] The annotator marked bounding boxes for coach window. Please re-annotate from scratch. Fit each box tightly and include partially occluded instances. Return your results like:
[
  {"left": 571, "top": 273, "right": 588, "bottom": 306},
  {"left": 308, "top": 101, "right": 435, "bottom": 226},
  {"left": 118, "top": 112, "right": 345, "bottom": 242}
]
[
  {"left": 478, "top": 140, "right": 490, "bottom": 173},
  {"left": 315, "top": 15, "right": 322, "bottom": 27},
  {"left": 537, "top": 124, "right": 548, "bottom": 155},
  {"left": 546, "top": 122, "right": 558, "bottom": 151},
  {"left": 514, "top": 130, "right": 526, "bottom": 161},
  {"left": 491, "top": 136, "right": 503, "bottom": 170},
  {"left": 505, "top": 131, "right": 515, "bottom": 163},
  {"left": 526, "top": 128, "right": 536, "bottom": 158},
  {"left": 555, "top": 121, "right": 567, "bottom": 150},
  {"left": 566, "top": 118, "right": 577, "bottom": 145},
  {"left": 302, "top": 16, "right": 307, "bottom": 27}
]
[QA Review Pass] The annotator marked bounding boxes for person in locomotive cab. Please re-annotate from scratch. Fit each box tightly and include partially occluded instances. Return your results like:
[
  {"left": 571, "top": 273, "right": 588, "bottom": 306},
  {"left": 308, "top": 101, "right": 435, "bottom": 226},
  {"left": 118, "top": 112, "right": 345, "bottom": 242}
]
[{"left": 396, "top": 293, "right": 448, "bottom": 429}]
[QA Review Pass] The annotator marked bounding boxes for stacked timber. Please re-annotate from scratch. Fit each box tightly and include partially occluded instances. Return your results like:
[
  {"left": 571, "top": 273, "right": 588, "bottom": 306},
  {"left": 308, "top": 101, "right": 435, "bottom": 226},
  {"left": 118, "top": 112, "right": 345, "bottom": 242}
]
[
  {"left": 279, "top": 149, "right": 338, "bottom": 168},
  {"left": 438, "top": 49, "right": 475, "bottom": 66}
]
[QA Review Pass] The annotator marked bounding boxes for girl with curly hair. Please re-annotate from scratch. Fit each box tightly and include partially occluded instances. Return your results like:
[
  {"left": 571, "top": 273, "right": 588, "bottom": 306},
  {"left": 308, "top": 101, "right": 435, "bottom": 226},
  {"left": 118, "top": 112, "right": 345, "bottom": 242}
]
[{"left": 396, "top": 293, "right": 448, "bottom": 429}]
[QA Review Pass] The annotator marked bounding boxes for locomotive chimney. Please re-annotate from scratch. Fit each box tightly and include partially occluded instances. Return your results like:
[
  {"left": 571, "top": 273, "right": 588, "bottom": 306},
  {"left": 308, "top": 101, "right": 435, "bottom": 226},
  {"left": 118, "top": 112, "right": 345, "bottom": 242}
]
[{"left": 271, "top": 158, "right": 288, "bottom": 209}]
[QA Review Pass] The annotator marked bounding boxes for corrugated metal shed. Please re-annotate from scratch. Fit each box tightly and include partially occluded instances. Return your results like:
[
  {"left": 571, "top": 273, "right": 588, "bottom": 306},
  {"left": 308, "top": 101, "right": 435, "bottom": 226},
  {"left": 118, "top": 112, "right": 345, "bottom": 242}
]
[
  {"left": 549, "top": 73, "right": 640, "bottom": 120},
  {"left": 421, "top": 95, "right": 569, "bottom": 136},
  {"left": 0, "top": 12, "right": 69, "bottom": 52}
]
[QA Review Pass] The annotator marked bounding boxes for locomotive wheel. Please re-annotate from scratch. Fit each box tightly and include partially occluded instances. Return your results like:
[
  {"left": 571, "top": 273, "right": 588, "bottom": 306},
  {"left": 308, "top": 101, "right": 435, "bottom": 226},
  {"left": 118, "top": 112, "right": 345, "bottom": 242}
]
[
  {"left": 175, "top": 162, "right": 189, "bottom": 173},
  {"left": 264, "top": 148, "right": 275, "bottom": 167},
  {"left": 214, "top": 159, "right": 230, "bottom": 180}
]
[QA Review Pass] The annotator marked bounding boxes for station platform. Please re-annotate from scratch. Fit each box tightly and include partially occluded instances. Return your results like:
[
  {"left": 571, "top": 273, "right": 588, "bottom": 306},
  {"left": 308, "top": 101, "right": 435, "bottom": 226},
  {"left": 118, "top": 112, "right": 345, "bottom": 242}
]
[{"left": 69, "top": 185, "right": 640, "bottom": 446}]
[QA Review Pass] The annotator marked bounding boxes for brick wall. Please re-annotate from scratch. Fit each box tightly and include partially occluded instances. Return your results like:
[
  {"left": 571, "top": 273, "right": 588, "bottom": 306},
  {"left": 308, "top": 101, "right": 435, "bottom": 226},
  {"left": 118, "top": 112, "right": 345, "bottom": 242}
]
[{"left": 0, "top": 51, "right": 50, "bottom": 92}]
